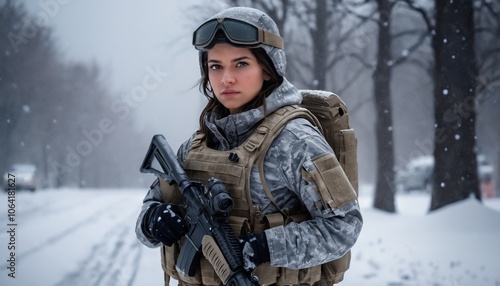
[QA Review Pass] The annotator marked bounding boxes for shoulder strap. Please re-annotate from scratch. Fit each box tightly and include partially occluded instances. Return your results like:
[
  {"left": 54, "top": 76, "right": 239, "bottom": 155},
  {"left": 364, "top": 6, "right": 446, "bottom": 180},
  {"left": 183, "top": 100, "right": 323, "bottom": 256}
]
[
  {"left": 246, "top": 105, "right": 322, "bottom": 154},
  {"left": 251, "top": 105, "right": 321, "bottom": 215}
]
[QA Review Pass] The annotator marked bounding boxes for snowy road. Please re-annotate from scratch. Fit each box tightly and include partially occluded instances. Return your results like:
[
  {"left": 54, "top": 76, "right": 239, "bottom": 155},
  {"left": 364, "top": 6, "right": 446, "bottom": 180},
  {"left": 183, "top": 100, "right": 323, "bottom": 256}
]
[
  {"left": 1, "top": 187, "right": 499, "bottom": 286},
  {"left": 0, "top": 189, "right": 163, "bottom": 286}
]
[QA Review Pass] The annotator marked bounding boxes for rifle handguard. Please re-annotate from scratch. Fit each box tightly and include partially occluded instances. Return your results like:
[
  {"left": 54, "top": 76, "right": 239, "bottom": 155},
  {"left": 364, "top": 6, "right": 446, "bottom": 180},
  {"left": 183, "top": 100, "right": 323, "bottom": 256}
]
[{"left": 202, "top": 235, "right": 234, "bottom": 284}]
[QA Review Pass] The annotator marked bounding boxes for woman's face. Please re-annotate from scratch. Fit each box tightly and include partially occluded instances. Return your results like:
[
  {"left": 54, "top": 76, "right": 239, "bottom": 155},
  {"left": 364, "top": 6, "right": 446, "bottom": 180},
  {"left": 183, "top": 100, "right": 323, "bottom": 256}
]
[{"left": 207, "top": 43, "right": 270, "bottom": 115}]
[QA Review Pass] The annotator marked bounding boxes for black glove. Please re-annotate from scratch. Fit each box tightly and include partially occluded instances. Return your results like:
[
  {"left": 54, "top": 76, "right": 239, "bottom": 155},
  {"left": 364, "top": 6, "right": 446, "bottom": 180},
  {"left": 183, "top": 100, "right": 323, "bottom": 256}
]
[
  {"left": 240, "top": 232, "right": 270, "bottom": 271},
  {"left": 143, "top": 203, "right": 188, "bottom": 246}
]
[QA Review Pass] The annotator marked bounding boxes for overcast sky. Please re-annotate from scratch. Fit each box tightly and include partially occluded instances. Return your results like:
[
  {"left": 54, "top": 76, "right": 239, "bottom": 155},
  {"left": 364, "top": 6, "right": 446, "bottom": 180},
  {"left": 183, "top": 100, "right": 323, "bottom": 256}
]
[{"left": 19, "top": 0, "right": 223, "bottom": 149}]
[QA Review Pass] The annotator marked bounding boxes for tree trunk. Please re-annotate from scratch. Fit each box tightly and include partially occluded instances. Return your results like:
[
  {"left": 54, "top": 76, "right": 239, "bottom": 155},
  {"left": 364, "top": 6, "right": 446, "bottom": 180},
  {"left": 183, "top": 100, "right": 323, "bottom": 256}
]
[
  {"left": 311, "top": 0, "right": 328, "bottom": 90},
  {"left": 431, "top": 0, "right": 480, "bottom": 211},
  {"left": 373, "top": 0, "right": 396, "bottom": 212}
]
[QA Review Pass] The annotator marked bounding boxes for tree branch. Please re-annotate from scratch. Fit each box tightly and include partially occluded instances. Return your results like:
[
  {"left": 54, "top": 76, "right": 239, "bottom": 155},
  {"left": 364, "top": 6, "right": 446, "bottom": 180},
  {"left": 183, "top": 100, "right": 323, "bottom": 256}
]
[
  {"left": 400, "top": 0, "right": 434, "bottom": 32},
  {"left": 483, "top": 0, "right": 500, "bottom": 19},
  {"left": 337, "top": 65, "right": 370, "bottom": 96},
  {"left": 339, "top": 1, "right": 378, "bottom": 24},
  {"left": 392, "top": 28, "right": 426, "bottom": 39},
  {"left": 401, "top": 57, "right": 433, "bottom": 77},
  {"left": 327, "top": 52, "right": 374, "bottom": 71},
  {"left": 393, "top": 31, "right": 429, "bottom": 67}
]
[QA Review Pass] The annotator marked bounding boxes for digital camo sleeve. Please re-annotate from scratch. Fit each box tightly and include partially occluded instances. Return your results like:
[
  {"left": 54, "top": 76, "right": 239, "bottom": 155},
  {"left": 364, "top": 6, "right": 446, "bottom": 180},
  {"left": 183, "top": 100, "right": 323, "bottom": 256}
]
[{"left": 263, "top": 119, "right": 363, "bottom": 269}]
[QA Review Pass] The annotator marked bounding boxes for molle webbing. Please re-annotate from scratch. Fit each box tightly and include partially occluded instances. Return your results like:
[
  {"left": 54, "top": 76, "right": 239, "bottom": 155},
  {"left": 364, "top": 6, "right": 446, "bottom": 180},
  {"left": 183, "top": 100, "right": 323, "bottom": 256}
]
[
  {"left": 183, "top": 106, "right": 318, "bottom": 220},
  {"left": 183, "top": 130, "right": 254, "bottom": 219}
]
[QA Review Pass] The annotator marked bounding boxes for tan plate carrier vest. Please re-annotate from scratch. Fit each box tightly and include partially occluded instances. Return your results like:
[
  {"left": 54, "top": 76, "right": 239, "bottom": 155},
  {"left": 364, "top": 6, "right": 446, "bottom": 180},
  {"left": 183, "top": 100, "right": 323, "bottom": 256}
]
[{"left": 160, "top": 104, "right": 356, "bottom": 286}]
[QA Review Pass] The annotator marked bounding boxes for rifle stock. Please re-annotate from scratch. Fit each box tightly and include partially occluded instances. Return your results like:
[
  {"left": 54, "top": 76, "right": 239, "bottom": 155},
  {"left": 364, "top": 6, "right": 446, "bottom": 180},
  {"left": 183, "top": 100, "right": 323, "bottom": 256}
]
[{"left": 140, "top": 134, "right": 260, "bottom": 285}]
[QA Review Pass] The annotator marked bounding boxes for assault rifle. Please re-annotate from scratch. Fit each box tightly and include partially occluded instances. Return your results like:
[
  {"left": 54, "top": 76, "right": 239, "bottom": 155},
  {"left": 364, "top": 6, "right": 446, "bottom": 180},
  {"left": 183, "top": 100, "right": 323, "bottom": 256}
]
[{"left": 140, "top": 134, "right": 260, "bottom": 286}]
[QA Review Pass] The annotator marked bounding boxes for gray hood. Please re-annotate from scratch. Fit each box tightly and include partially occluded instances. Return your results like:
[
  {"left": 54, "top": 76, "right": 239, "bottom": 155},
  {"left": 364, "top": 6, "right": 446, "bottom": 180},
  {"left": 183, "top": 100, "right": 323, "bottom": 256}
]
[{"left": 205, "top": 78, "right": 301, "bottom": 150}]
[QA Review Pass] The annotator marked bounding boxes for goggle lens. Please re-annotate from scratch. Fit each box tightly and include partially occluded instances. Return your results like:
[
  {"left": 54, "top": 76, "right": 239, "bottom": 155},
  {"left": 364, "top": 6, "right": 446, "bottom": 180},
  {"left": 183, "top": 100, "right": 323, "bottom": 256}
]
[
  {"left": 193, "top": 20, "right": 218, "bottom": 46},
  {"left": 193, "top": 18, "right": 283, "bottom": 50},
  {"left": 223, "top": 19, "right": 258, "bottom": 42}
]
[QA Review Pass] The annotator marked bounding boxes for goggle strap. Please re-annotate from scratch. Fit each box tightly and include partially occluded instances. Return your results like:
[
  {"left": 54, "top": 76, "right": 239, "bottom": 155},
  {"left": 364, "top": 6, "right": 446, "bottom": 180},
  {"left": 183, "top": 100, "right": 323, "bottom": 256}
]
[{"left": 259, "top": 29, "right": 284, "bottom": 49}]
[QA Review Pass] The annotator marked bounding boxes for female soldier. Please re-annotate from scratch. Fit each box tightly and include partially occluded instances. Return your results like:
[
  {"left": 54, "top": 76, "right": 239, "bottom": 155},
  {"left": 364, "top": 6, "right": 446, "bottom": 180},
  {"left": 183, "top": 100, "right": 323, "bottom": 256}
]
[{"left": 136, "top": 6, "right": 362, "bottom": 286}]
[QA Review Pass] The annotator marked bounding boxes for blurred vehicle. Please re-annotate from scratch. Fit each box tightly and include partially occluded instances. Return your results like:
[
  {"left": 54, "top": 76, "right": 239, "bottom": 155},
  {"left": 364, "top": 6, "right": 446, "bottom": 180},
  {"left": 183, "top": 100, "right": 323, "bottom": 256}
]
[
  {"left": 478, "top": 154, "right": 495, "bottom": 198},
  {"left": 3, "top": 164, "right": 38, "bottom": 192},
  {"left": 396, "top": 155, "right": 496, "bottom": 197},
  {"left": 396, "top": 156, "right": 434, "bottom": 193}
]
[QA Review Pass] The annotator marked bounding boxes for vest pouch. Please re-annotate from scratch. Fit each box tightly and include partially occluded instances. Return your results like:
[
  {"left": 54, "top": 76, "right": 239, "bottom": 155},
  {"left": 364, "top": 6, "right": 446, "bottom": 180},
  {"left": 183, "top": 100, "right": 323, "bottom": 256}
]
[
  {"left": 299, "top": 265, "right": 322, "bottom": 285},
  {"left": 163, "top": 239, "right": 203, "bottom": 285},
  {"left": 321, "top": 250, "right": 351, "bottom": 284},
  {"left": 254, "top": 263, "right": 279, "bottom": 285},
  {"left": 278, "top": 267, "right": 300, "bottom": 285},
  {"left": 161, "top": 244, "right": 181, "bottom": 280},
  {"left": 276, "top": 266, "right": 320, "bottom": 285},
  {"left": 228, "top": 215, "right": 251, "bottom": 236},
  {"left": 338, "top": 129, "right": 358, "bottom": 193}
]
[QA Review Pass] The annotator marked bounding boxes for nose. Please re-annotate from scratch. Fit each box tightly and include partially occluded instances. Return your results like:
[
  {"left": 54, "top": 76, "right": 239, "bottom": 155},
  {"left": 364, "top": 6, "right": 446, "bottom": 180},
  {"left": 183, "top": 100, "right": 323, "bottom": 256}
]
[{"left": 221, "top": 69, "right": 235, "bottom": 86}]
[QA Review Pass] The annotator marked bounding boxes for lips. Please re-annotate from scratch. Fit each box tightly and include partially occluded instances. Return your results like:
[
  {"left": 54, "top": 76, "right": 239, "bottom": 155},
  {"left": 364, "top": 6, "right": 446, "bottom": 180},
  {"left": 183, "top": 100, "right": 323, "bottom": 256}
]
[
  {"left": 221, "top": 89, "right": 239, "bottom": 96},
  {"left": 222, "top": 89, "right": 239, "bottom": 94}
]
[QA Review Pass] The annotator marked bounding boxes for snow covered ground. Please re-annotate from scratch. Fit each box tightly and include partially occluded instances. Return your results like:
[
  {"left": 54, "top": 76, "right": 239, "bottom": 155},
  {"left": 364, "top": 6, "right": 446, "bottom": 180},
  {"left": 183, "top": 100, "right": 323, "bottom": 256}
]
[{"left": 0, "top": 186, "right": 499, "bottom": 286}]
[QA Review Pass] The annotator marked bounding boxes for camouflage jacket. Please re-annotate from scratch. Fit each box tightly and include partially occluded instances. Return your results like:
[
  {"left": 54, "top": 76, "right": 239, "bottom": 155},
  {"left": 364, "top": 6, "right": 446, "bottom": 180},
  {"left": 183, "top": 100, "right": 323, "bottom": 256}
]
[{"left": 135, "top": 78, "right": 363, "bottom": 269}]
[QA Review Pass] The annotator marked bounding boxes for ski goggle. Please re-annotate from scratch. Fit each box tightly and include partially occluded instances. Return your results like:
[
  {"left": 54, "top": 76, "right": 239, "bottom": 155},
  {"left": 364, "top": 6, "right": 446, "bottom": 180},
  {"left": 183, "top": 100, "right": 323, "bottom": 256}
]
[{"left": 192, "top": 18, "right": 284, "bottom": 50}]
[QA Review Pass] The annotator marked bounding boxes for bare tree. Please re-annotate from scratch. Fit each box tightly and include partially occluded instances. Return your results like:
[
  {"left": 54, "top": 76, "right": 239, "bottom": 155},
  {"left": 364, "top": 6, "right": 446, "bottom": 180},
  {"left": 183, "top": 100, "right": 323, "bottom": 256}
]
[
  {"left": 287, "top": 0, "right": 378, "bottom": 92},
  {"left": 346, "top": 0, "right": 432, "bottom": 212},
  {"left": 0, "top": 2, "right": 145, "bottom": 188},
  {"left": 431, "top": 0, "right": 480, "bottom": 210},
  {"left": 0, "top": 0, "right": 58, "bottom": 172},
  {"left": 290, "top": 0, "right": 331, "bottom": 90},
  {"left": 372, "top": 0, "right": 397, "bottom": 212}
]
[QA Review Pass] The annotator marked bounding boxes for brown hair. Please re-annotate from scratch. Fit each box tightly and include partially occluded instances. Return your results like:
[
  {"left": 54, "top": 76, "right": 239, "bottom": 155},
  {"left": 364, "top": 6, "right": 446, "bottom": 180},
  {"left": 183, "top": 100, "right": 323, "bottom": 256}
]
[{"left": 197, "top": 47, "right": 282, "bottom": 135}]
